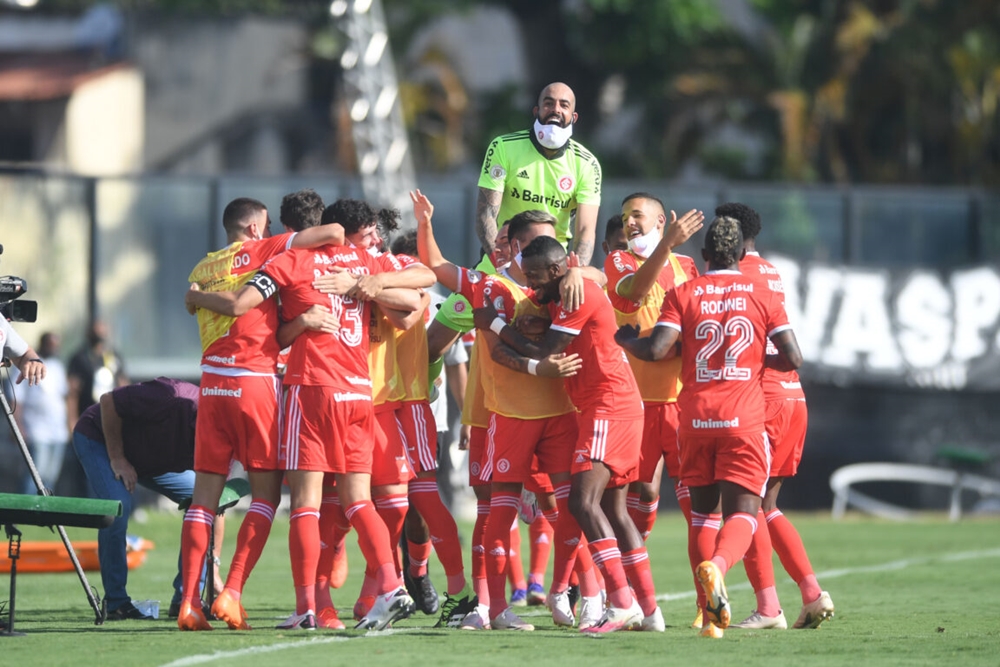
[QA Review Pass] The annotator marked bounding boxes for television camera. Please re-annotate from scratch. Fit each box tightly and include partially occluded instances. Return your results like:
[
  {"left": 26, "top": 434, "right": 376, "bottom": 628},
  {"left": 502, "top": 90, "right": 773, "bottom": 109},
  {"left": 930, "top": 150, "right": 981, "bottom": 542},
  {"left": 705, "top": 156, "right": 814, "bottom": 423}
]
[{"left": 0, "top": 244, "right": 37, "bottom": 322}]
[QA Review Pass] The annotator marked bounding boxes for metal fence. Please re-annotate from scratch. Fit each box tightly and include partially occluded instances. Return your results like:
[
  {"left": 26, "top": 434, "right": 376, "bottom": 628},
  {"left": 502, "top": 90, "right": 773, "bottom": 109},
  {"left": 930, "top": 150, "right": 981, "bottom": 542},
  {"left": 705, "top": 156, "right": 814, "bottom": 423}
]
[{"left": 1, "top": 168, "right": 998, "bottom": 379}]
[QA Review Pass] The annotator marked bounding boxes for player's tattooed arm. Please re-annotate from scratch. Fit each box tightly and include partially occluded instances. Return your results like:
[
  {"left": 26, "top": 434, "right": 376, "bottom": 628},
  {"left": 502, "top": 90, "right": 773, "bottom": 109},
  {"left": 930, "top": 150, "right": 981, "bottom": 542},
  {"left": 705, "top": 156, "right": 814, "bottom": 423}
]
[
  {"left": 571, "top": 202, "right": 600, "bottom": 265},
  {"left": 475, "top": 187, "right": 502, "bottom": 255},
  {"left": 615, "top": 323, "right": 679, "bottom": 362},
  {"left": 482, "top": 329, "right": 582, "bottom": 378},
  {"left": 765, "top": 329, "right": 803, "bottom": 372}
]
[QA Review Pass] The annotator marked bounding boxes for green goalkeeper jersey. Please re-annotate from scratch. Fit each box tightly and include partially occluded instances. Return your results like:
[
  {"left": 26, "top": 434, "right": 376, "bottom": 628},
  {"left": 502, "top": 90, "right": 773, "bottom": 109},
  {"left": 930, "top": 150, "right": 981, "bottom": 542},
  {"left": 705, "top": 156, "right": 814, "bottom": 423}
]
[{"left": 477, "top": 129, "right": 602, "bottom": 245}]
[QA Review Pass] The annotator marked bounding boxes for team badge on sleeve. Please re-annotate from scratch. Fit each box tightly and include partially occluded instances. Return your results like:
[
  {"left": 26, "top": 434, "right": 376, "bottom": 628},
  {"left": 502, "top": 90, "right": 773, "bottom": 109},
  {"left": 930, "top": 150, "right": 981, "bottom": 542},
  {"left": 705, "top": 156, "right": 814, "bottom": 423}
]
[
  {"left": 490, "top": 165, "right": 506, "bottom": 179},
  {"left": 467, "top": 270, "right": 483, "bottom": 284}
]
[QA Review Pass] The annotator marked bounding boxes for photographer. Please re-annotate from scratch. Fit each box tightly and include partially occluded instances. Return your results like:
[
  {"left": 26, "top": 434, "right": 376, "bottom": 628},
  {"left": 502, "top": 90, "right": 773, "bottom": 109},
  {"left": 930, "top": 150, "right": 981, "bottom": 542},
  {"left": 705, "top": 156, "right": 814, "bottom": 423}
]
[{"left": 1, "top": 316, "right": 46, "bottom": 386}]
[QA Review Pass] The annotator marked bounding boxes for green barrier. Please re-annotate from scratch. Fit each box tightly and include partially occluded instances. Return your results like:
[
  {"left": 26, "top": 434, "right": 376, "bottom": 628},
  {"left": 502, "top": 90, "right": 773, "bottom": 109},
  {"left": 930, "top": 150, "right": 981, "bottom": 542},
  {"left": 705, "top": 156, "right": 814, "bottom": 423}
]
[{"left": 0, "top": 493, "right": 122, "bottom": 530}]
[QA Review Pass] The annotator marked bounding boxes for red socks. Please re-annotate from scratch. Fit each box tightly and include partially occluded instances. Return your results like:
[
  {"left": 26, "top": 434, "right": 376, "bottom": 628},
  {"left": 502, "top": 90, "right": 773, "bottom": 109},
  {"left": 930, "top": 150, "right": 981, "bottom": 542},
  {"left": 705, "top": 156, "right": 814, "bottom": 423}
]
[
  {"left": 485, "top": 492, "right": 519, "bottom": 619},
  {"left": 528, "top": 512, "right": 553, "bottom": 584},
  {"left": 409, "top": 479, "right": 466, "bottom": 594},
  {"left": 225, "top": 499, "right": 275, "bottom": 595},
  {"left": 711, "top": 511, "right": 758, "bottom": 574},
  {"left": 587, "top": 537, "right": 632, "bottom": 610},
  {"left": 180, "top": 505, "right": 214, "bottom": 605},
  {"left": 289, "top": 507, "right": 320, "bottom": 614},
  {"left": 345, "top": 500, "right": 400, "bottom": 594},
  {"left": 621, "top": 547, "right": 657, "bottom": 616}
]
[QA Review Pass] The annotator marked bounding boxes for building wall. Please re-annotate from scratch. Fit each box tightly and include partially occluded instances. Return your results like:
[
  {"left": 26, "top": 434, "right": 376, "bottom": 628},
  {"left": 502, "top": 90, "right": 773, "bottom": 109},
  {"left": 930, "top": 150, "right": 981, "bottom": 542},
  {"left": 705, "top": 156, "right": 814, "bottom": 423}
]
[{"left": 65, "top": 66, "right": 144, "bottom": 176}]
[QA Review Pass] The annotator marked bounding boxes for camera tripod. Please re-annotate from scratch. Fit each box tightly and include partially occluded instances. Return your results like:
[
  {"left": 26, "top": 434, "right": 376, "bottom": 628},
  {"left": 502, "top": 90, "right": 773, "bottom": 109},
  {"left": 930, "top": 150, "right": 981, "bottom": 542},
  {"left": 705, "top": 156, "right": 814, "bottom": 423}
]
[{"left": 0, "top": 375, "right": 107, "bottom": 632}]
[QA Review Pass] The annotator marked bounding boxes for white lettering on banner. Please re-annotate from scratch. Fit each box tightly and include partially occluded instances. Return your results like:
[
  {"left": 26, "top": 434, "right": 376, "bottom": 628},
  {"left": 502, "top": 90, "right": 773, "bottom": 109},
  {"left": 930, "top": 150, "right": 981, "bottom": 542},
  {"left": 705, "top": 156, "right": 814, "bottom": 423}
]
[
  {"left": 770, "top": 255, "right": 1000, "bottom": 390},
  {"left": 896, "top": 271, "right": 951, "bottom": 367},
  {"left": 821, "top": 271, "right": 901, "bottom": 370},
  {"left": 950, "top": 267, "right": 1000, "bottom": 362}
]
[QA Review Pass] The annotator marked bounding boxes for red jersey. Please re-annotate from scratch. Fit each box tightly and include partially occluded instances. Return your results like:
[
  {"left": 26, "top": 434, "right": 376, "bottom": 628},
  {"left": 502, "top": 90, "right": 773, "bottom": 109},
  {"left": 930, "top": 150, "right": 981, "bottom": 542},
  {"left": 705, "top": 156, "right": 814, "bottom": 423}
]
[
  {"left": 548, "top": 279, "right": 644, "bottom": 419},
  {"left": 656, "top": 270, "right": 792, "bottom": 436},
  {"left": 604, "top": 249, "right": 698, "bottom": 402},
  {"left": 254, "top": 245, "right": 400, "bottom": 391},
  {"left": 188, "top": 233, "right": 296, "bottom": 374},
  {"left": 740, "top": 252, "right": 804, "bottom": 401}
]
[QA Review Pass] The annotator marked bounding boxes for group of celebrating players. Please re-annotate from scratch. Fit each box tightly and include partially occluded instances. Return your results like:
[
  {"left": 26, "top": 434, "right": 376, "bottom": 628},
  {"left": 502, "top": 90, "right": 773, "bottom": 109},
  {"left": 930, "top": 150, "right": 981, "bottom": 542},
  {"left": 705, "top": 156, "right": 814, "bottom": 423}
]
[
  {"left": 172, "top": 79, "right": 833, "bottom": 638},
  {"left": 173, "top": 182, "right": 834, "bottom": 638}
]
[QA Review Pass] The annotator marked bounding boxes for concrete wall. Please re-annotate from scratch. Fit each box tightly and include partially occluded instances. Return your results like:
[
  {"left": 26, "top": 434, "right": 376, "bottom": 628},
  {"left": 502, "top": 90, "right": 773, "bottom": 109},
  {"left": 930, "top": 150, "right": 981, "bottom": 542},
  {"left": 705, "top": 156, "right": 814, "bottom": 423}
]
[{"left": 65, "top": 66, "right": 144, "bottom": 176}]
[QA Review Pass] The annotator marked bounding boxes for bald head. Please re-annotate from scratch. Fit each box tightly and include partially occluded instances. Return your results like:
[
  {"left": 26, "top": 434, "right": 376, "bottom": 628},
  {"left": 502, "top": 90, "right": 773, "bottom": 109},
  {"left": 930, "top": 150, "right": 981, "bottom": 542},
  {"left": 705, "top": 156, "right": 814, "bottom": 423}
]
[{"left": 535, "top": 82, "right": 577, "bottom": 127}]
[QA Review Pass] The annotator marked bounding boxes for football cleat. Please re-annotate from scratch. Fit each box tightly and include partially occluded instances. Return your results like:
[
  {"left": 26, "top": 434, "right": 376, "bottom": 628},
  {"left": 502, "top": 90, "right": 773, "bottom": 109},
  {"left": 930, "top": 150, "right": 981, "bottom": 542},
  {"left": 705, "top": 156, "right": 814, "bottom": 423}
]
[
  {"left": 510, "top": 588, "right": 528, "bottom": 607},
  {"left": 580, "top": 600, "right": 643, "bottom": 634},
  {"left": 353, "top": 595, "right": 375, "bottom": 621},
  {"left": 638, "top": 606, "right": 666, "bottom": 632},
  {"left": 459, "top": 606, "right": 490, "bottom": 630},
  {"left": 700, "top": 620, "right": 724, "bottom": 639},
  {"left": 577, "top": 594, "right": 604, "bottom": 631},
  {"left": 276, "top": 610, "right": 317, "bottom": 630},
  {"left": 491, "top": 607, "right": 535, "bottom": 631},
  {"left": 355, "top": 587, "right": 415, "bottom": 631},
  {"left": 526, "top": 582, "right": 546, "bottom": 606},
  {"left": 546, "top": 590, "right": 575, "bottom": 627},
  {"left": 734, "top": 609, "right": 787, "bottom": 630},
  {"left": 211, "top": 589, "right": 250, "bottom": 630},
  {"left": 793, "top": 591, "right": 834, "bottom": 629},
  {"left": 691, "top": 607, "right": 704, "bottom": 629},
  {"left": 696, "top": 561, "right": 730, "bottom": 629},
  {"left": 176, "top": 600, "right": 213, "bottom": 631},
  {"left": 435, "top": 586, "right": 478, "bottom": 628},
  {"left": 317, "top": 607, "right": 346, "bottom": 630}
]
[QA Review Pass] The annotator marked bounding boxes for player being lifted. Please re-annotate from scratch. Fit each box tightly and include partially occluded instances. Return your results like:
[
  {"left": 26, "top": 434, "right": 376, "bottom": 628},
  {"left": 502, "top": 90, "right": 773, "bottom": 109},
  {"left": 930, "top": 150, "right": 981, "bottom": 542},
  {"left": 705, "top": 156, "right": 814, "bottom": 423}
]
[{"left": 616, "top": 216, "right": 803, "bottom": 638}]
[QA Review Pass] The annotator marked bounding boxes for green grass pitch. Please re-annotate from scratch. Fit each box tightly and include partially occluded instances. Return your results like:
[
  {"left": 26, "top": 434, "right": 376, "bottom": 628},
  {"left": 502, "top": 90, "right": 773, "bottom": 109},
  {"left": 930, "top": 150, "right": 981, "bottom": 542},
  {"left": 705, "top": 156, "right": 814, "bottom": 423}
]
[{"left": 0, "top": 510, "right": 997, "bottom": 666}]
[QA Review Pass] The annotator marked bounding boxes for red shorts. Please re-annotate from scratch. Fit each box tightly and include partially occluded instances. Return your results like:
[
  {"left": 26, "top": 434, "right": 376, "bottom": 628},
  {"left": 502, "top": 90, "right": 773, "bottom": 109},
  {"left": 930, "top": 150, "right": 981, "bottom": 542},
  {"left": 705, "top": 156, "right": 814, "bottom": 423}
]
[
  {"left": 397, "top": 400, "right": 438, "bottom": 474},
  {"left": 195, "top": 374, "right": 281, "bottom": 474},
  {"left": 481, "top": 412, "right": 577, "bottom": 484},
  {"left": 524, "top": 468, "right": 554, "bottom": 495},
  {"left": 678, "top": 430, "right": 770, "bottom": 497},
  {"left": 571, "top": 413, "right": 642, "bottom": 487},
  {"left": 372, "top": 409, "right": 414, "bottom": 486},
  {"left": 281, "top": 385, "right": 375, "bottom": 474},
  {"left": 638, "top": 402, "right": 681, "bottom": 482},
  {"left": 766, "top": 399, "right": 808, "bottom": 478},
  {"left": 468, "top": 425, "right": 489, "bottom": 487}
]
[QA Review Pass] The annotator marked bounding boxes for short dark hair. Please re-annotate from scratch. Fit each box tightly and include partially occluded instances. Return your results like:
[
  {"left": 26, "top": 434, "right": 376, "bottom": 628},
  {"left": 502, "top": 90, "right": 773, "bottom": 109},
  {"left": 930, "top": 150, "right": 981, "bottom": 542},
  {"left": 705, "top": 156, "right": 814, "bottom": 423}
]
[
  {"left": 507, "top": 210, "right": 557, "bottom": 244},
  {"left": 604, "top": 214, "right": 624, "bottom": 241},
  {"left": 322, "top": 198, "right": 377, "bottom": 235},
  {"left": 621, "top": 192, "right": 664, "bottom": 211},
  {"left": 390, "top": 230, "right": 417, "bottom": 257},
  {"left": 222, "top": 197, "right": 267, "bottom": 234},
  {"left": 377, "top": 207, "right": 401, "bottom": 236},
  {"left": 704, "top": 216, "right": 744, "bottom": 266},
  {"left": 521, "top": 235, "right": 566, "bottom": 265},
  {"left": 715, "top": 202, "right": 761, "bottom": 241},
  {"left": 280, "top": 189, "right": 325, "bottom": 232}
]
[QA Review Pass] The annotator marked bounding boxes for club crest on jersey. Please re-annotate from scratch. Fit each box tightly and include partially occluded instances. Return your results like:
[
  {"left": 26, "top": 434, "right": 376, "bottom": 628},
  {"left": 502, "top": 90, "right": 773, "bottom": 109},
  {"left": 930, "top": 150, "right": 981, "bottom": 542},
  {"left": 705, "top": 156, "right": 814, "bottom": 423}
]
[
  {"left": 497, "top": 459, "right": 511, "bottom": 473},
  {"left": 453, "top": 301, "right": 466, "bottom": 313},
  {"left": 557, "top": 175, "right": 575, "bottom": 192},
  {"left": 470, "top": 461, "right": 481, "bottom": 476},
  {"left": 490, "top": 165, "right": 506, "bottom": 179}
]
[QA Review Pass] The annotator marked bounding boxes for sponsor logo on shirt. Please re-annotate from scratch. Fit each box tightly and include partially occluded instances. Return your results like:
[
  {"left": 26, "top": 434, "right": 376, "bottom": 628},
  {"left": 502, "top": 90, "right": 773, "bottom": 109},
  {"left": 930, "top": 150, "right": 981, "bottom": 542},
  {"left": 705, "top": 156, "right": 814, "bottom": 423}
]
[
  {"left": 507, "top": 188, "right": 571, "bottom": 209},
  {"left": 346, "top": 375, "right": 373, "bottom": 387},
  {"left": 314, "top": 250, "right": 360, "bottom": 265},
  {"left": 517, "top": 169, "right": 529, "bottom": 179},
  {"left": 205, "top": 355, "right": 236, "bottom": 365},
  {"left": 202, "top": 386, "right": 243, "bottom": 398},
  {"left": 691, "top": 417, "right": 740, "bottom": 429},
  {"left": 333, "top": 391, "right": 371, "bottom": 402}
]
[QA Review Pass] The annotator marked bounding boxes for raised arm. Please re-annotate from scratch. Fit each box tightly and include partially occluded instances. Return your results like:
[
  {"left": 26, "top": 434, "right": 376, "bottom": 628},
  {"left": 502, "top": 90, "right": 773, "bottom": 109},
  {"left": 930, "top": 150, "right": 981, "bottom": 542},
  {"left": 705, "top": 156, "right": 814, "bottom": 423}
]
[
  {"left": 475, "top": 187, "right": 502, "bottom": 256},
  {"left": 617, "top": 209, "right": 704, "bottom": 302},
  {"left": 413, "top": 189, "right": 461, "bottom": 292}
]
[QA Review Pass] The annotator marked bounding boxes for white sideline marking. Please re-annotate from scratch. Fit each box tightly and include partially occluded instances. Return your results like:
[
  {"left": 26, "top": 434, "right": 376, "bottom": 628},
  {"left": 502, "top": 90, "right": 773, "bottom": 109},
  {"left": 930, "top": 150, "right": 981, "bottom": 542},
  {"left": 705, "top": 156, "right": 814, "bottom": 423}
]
[
  {"left": 657, "top": 547, "right": 1000, "bottom": 602},
  {"left": 160, "top": 628, "right": 417, "bottom": 667}
]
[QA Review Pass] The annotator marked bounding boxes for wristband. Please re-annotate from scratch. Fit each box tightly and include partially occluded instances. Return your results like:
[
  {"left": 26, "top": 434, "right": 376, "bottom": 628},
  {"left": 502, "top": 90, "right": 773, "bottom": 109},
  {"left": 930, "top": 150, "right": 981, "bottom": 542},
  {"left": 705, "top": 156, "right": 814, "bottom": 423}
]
[
  {"left": 527, "top": 359, "right": 539, "bottom": 376},
  {"left": 489, "top": 317, "right": 506, "bottom": 336}
]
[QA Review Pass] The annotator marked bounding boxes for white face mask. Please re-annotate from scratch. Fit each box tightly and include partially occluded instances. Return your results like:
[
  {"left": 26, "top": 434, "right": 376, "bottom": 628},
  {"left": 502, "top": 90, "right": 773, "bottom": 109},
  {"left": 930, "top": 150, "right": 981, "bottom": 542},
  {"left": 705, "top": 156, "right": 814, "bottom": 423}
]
[
  {"left": 366, "top": 245, "right": 381, "bottom": 257},
  {"left": 627, "top": 226, "right": 662, "bottom": 259},
  {"left": 513, "top": 251, "right": 523, "bottom": 270},
  {"left": 533, "top": 118, "right": 573, "bottom": 149}
]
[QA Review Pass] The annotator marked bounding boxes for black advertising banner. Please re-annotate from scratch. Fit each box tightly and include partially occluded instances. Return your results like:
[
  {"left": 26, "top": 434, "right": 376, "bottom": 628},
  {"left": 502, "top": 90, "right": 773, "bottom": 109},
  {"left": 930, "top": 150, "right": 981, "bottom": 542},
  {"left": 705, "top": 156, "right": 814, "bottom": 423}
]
[{"left": 770, "top": 257, "right": 1000, "bottom": 390}]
